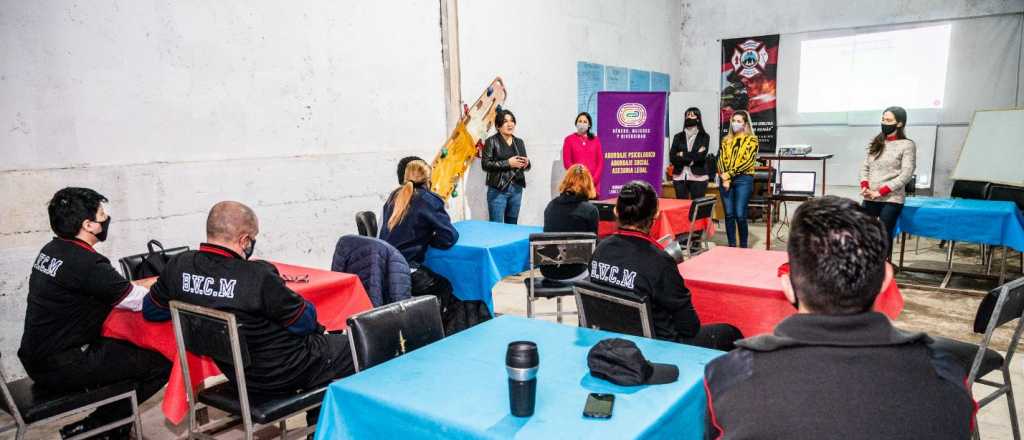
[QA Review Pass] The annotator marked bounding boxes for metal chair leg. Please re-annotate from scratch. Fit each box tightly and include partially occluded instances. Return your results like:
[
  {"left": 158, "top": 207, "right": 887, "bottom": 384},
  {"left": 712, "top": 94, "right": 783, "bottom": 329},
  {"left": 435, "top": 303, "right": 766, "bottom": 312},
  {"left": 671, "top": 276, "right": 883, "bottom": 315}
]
[
  {"left": 131, "top": 393, "right": 142, "bottom": 440},
  {"left": 1001, "top": 246, "right": 1009, "bottom": 285},
  {"left": 941, "top": 241, "right": 956, "bottom": 288},
  {"left": 1003, "top": 366, "right": 1022, "bottom": 440},
  {"left": 556, "top": 297, "right": 563, "bottom": 323},
  {"left": 898, "top": 232, "right": 907, "bottom": 271},
  {"left": 987, "top": 246, "right": 995, "bottom": 275},
  {"left": 526, "top": 296, "right": 533, "bottom": 319}
]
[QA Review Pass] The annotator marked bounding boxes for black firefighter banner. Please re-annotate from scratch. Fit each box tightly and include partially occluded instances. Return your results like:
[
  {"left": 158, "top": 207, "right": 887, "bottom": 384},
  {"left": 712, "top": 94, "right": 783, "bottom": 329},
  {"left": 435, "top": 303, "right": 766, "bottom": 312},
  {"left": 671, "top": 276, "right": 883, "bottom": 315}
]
[{"left": 720, "top": 34, "right": 779, "bottom": 153}]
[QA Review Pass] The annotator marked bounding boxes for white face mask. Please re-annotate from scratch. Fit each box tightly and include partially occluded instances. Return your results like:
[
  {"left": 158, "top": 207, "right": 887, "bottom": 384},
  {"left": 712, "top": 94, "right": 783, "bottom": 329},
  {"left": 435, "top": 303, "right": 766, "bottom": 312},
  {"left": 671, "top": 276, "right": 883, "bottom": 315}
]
[
  {"left": 731, "top": 122, "right": 745, "bottom": 133},
  {"left": 576, "top": 123, "right": 589, "bottom": 133}
]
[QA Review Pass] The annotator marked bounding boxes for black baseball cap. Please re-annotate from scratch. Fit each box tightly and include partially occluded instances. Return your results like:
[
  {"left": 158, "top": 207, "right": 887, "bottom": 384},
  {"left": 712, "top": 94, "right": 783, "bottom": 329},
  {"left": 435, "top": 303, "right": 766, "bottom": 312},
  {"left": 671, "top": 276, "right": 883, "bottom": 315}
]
[{"left": 587, "top": 338, "right": 679, "bottom": 386}]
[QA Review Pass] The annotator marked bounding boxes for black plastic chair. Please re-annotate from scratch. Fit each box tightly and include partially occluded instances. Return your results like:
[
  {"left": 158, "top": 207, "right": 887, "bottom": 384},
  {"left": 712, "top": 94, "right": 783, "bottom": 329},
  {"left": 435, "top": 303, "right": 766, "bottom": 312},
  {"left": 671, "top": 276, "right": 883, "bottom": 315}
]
[
  {"left": 169, "top": 301, "right": 324, "bottom": 440},
  {"left": 747, "top": 168, "right": 776, "bottom": 222},
  {"left": 524, "top": 232, "right": 597, "bottom": 323},
  {"left": 930, "top": 276, "right": 1024, "bottom": 440},
  {"left": 573, "top": 280, "right": 654, "bottom": 338},
  {"left": 951, "top": 180, "right": 993, "bottom": 201},
  {"left": 681, "top": 196, "right": 716, "bottom": 258},
  {"left": 904, "top": 174, "right": 917, "bottom": 196},
  {"left": 346, "top": 296, "right": 445, "bottom": 372},
  {"left": 355, "top": 211, "right": 378, "bottom": 238},
  {"left": 0, "top": 353, "right": 141, "bottom": 440},
  {"left": 118, "top": 242, "right": 190, "bottom": 281}
]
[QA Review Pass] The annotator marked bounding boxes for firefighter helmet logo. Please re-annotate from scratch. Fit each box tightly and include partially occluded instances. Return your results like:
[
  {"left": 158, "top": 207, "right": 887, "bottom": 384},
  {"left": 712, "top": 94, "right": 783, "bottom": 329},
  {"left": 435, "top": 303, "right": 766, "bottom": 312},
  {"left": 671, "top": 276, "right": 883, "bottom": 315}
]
[{"left": 731, "top": 39, "right": 769, "bottom": 79}]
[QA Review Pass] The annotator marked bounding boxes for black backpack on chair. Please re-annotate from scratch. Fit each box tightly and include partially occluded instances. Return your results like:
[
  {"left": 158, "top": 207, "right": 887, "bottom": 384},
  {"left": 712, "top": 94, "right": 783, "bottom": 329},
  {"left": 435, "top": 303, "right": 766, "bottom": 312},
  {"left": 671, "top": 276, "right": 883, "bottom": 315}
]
[{"left": 119, "top": 240, "right": 189, "bottom": 280}]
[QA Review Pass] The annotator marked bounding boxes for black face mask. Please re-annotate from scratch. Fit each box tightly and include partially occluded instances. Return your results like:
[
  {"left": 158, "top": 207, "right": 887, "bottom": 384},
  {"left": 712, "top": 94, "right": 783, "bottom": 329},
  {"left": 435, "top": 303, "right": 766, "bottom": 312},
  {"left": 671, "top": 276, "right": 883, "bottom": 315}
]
[
  {"left": 684, "top": 118, "right": 698, "bottom": 128},
  {"left": 244, "top": 238, "right": 256, "bottom": 260},
  {"left": 93, "top": 217, "right": 111, "bottom": 242},
  {"left": 881, "top": 123, "right": 898, "bottom": 135}
]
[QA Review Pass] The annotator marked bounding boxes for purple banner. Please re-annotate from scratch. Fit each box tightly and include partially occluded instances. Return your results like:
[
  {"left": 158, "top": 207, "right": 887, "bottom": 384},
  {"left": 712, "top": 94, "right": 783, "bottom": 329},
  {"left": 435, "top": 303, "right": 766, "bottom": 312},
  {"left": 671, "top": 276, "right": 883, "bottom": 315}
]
[{"left": 597, "top": 91, "right": 667, "bottom": 198}]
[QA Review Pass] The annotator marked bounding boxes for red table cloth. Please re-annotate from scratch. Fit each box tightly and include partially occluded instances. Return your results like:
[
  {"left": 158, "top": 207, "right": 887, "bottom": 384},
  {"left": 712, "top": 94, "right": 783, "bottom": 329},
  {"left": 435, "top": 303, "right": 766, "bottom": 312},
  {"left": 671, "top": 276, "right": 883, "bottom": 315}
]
[
  {"left": 101, "top": 261, "right": 373, "bottom": 424},
  {"left": 597, "top": 197, "right": 715, "bottom": 239},
  {"left": 677, "top": 247, "right": 903, "bottom": 337}
]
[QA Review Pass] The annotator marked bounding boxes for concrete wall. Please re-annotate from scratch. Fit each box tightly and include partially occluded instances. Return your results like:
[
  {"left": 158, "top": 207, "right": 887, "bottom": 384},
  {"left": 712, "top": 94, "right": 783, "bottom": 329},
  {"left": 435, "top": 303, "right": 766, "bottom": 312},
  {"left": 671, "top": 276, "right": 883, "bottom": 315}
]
[
  {"left": 675, "top": 0, "right": 1024, "bottom": 196},
  {"left": 0, "top": 0, "right": 685, "bottom": 378},
  {"left": 456, "top": 0, "right": 682, "bottom": 225},
  {"left": 0, "top": 1, "right": 448, "bottom": 377}
]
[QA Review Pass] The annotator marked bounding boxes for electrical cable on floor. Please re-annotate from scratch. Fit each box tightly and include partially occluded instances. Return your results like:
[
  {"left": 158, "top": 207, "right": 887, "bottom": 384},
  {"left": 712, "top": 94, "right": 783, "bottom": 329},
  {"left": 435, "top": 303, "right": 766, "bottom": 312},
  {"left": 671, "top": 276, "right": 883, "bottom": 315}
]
[{"left": 773, "top": 201, "right": 790, "bottom": 245}]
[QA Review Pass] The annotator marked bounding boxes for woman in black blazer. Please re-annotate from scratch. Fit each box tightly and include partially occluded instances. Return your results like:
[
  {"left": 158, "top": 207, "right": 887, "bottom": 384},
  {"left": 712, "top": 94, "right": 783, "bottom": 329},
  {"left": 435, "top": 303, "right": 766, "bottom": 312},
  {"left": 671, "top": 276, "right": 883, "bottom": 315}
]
[{"left": 668, "top": 107, "right": 711, "bottom": 199}]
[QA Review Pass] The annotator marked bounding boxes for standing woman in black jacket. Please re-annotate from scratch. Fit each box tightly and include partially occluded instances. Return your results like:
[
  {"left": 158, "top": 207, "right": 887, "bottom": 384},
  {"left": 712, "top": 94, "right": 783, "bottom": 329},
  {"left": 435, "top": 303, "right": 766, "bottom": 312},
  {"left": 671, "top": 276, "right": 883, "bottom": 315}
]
[
  {"left": 482, "top": 108, "right": 531, "bottom": 224},
  {"left": 668, "top": 107, "right": 710, "bottom": 199}
]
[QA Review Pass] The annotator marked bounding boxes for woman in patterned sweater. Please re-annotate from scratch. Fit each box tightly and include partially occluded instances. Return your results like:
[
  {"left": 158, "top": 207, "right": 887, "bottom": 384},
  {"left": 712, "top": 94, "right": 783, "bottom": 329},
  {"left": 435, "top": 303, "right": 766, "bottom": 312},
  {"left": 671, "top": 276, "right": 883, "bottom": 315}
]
[
  {"left": 860, "top": 106, "right": 916, "bottom": 256},
  {"left": 717, "top": 110, "right": 759, "bottom": 248}
]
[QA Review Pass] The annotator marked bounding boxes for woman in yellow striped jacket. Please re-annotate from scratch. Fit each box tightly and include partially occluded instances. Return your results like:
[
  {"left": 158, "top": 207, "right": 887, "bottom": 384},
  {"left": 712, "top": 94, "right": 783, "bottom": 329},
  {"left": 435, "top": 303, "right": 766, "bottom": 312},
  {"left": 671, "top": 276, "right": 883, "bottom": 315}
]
[{"left": 717, "top": 111, "right": 759, "bottom": 248}]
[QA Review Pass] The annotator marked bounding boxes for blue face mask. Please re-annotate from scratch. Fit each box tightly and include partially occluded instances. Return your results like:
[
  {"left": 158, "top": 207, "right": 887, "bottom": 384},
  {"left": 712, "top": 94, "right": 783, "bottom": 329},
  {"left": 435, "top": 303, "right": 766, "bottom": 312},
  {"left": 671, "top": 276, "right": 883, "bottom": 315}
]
[{"left": 731, "top": 122, "right": 745, "bottom": 133}]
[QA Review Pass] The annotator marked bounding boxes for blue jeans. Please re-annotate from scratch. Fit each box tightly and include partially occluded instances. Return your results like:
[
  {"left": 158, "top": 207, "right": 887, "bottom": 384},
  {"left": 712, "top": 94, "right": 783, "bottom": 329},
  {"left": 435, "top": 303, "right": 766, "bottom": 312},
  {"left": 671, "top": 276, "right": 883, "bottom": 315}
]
[
  {"left": 862, "top": 200, "right": 903, "bottom": 257},
  {"left": 720, "top": 174, "right": 753, "bottom": 248},
  {"left": 487, "top": 184, "right": 523, "bottom": 224}
]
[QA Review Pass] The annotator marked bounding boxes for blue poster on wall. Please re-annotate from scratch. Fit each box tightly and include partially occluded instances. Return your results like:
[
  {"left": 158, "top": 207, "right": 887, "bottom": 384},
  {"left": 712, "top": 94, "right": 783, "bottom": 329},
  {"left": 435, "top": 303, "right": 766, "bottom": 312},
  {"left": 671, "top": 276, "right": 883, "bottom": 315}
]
[
  {"left": 575, "top": 62, "right": 670, "bottom": 137},
  {"left": 606, "top": 66, "right": 628, "bottom": 91},
  {"left": 629, "top": 69, "right": 651, "bottom": 91},
  {"left": 577, "top": 62, "right": 604, "bottom": 117},
  {"left": 651, "top": 72, "right": 670, "bottom": 92}
]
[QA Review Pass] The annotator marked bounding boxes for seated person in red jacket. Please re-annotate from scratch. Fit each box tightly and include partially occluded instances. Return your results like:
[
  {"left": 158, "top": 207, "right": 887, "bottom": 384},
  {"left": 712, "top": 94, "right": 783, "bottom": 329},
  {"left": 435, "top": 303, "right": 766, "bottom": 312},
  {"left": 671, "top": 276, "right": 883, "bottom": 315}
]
[
  {"left": 143, "top": 201, "right": 354, "bottom": 427},
  {"left": 589, "top": 180, "right": 741, "bottom": 350},
  {"left": 703, "top": 196, "right": 975, "bottom": 439}
]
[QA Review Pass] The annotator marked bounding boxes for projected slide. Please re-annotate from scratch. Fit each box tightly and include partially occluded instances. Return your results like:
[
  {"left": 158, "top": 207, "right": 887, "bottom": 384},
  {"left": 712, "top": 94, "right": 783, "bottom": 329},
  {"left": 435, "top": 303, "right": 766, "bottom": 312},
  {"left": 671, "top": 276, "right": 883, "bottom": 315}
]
[{"left": 798, "top": 24, "right": 951, "bottom": 113}]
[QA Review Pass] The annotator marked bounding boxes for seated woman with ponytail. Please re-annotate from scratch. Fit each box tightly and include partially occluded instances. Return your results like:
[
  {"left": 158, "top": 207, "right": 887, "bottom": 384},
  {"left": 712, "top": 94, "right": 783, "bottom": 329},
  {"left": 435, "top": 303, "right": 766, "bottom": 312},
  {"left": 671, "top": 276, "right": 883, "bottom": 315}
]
[
  {"left": 379, "top": 159, "right": 459, "bottom": 298},
  {"left": 589, "top": 180, "right": 741, "bottom": 350}
]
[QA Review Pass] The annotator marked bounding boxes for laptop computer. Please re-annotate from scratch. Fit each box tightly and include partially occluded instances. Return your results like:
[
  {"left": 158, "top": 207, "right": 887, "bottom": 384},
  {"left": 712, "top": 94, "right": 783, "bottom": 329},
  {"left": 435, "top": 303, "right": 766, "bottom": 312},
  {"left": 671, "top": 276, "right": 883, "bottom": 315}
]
[
  {"left": 594, "top": 202, "right": 617, "bottom": 221},
  {"left": 775, "top": 171, "right": 817, "bottom": 197}
]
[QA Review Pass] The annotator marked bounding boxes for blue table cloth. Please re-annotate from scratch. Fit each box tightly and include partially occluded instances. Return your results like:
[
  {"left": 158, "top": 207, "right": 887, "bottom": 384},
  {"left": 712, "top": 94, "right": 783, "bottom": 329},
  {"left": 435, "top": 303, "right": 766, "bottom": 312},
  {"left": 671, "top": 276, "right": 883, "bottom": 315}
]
[
  {"left": 896, "top": 197, "right": 1024, "bottom": 252},
  {"left": 315, "top": 316, "right": 723, "bottom": 440},
  {"left": 424, "top": 220, "right": 542, "bottom": 310}
]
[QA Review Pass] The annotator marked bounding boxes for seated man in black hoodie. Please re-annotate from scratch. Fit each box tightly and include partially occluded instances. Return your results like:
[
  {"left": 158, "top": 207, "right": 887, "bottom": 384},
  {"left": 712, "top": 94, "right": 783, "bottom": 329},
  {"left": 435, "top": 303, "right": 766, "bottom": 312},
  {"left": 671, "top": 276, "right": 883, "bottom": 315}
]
[
  {"left": 542, "top": 164, "right": 599, "bottom": 281},
  {"left": 379, "top": 159, "right": 459, "bottom": 301},
  {"left": 589, "top": 180, "right": 740, "bottom": 350},
  {"left": 704, "top": 196, "right": 975, "bottom": 439}
]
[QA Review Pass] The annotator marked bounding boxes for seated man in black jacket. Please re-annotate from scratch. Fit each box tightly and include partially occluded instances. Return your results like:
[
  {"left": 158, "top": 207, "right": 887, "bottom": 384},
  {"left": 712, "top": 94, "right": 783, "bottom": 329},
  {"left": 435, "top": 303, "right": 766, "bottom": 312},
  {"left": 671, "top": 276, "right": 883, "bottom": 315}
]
[
  {"left": 589, "top": 180, "right": 740, "bottom": 350},
  {"left": 19, "top": 187, "right": 170, "bottom": 440},
  {"left": 143, "top": 201, "right": 354, "bottom": 426},
  {"left": 704, "top": 196, "right": 975, "bottom": 439}
]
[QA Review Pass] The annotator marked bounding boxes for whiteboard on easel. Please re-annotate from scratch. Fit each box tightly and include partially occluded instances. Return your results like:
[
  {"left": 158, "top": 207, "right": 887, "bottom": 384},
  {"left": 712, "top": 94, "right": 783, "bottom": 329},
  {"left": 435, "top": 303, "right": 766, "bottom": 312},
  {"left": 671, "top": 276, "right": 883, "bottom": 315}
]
[{"left": 952, "top": 108, "right": 1024, "bottom": 187}]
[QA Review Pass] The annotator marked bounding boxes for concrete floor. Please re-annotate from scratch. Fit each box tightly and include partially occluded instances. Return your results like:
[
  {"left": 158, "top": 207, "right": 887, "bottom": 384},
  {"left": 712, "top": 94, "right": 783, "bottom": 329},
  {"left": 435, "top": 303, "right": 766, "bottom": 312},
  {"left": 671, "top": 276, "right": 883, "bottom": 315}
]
[{"left": 5, "top": 193, "right": 1024, "bottom": 439}]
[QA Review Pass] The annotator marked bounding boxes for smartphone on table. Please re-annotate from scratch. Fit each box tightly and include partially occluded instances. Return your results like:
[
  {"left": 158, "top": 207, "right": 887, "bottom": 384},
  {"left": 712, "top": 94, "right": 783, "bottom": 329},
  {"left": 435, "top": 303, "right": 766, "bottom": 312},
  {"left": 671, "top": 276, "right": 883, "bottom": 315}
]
[{"left": 583, "top": 393, "right": 615, "bottom": 419}]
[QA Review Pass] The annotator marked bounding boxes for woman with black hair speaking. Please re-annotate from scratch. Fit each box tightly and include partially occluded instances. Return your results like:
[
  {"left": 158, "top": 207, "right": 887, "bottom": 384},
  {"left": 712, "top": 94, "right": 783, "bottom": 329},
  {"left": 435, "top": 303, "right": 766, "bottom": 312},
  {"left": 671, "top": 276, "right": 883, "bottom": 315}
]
[
  {"left": 860, "top": 106, "right": 916, "bottom": 256},
  {"left": 588, "top": 180, "right": 741, "bottom": 350}
]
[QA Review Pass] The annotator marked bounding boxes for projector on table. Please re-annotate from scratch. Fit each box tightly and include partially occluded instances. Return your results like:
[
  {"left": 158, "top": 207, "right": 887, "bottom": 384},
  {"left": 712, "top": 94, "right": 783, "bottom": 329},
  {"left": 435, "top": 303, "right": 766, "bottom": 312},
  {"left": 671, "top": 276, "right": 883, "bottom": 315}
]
[{"left": 777, "top": 145, "right": 812, "bottom": 156}]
